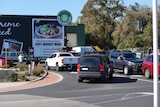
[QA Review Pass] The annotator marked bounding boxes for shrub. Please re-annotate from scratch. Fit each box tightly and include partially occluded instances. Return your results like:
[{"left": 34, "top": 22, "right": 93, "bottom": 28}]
[
  {"left": 5, "top": 73, "right": 18, "bottom": 82},
  {"left": 25, "top": 71, "right": 30, "bottom": 76},
  {"left": 18, "top": 75, "right": 29, "bottom": 81},
  {"left": 32, "top": 65, "right": 44, "bottom": 76},
  {"left": 14, "top": 65, "right": 28, "bottom": 71}
]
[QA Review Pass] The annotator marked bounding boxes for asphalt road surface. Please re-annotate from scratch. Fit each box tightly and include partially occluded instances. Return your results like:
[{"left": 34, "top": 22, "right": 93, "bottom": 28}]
[{"left": 0, "top": 70, "right": 159, "bottom": 107}]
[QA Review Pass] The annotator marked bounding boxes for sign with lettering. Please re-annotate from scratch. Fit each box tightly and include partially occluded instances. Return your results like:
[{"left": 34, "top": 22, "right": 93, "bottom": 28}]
[
  {"left": 32, "top": 19, "right": 64, "bottom": 57},
  {"left": 0, "top": 22, "right": 21, "bottom": 36},
  {"left": 3, "top": 42, "right": 9, "bottom": 49},
  {"left": 0, "top": 15, "right": 64, "bottom": 58}
]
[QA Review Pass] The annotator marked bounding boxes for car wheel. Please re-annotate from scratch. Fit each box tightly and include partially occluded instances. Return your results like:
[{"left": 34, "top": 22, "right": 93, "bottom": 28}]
[
  {"left": 109, "top": 73, "right": 113, "bottom": 79},
  {"left": 102, "top": 74, "right": 108, "bottom": 82},
  {"left": 144, "top": 68, "right": 150, "bottom": 79},
  {"left": 108, "top": 67, "right": 113, "bottom": 79},
  {"left": 56, "top": 63, "right": 59, "bottom": 72},
  {"left": 78, "top": 78, "right": 83, "bottom": 82},
  {"left": 45, "top": 63, "right": 50, "bottom": 70},
  {"left": 123, "top": 66, "right": 129, "bottom": 75}
]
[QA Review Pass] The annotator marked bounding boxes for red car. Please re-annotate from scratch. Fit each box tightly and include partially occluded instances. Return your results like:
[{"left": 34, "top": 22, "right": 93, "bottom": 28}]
[
  {"left": 142, "top": 54, "right": 160, "bottom": 79},
  {"left": 0, "top": 56, "right": 6, "bottom": 66}
]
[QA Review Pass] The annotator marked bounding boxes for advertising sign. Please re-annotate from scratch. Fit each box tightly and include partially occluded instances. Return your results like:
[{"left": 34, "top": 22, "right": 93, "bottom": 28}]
[
  {"left": 0, "top": 15, "right": 64, "bottom": 59},
  {"left": 0, "top": 16, "right": 32, "bottom": 55},
  {"left": 32, "top": 19, "right": 64, "bottom": 57},
  {"left": 1, "top": 39, "right": 23, "bottom": 53}
]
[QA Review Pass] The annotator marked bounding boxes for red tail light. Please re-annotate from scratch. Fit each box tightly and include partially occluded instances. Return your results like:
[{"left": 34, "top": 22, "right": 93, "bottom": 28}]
[
  {"left": 100, "top": 64, "right": 104, "bottom": 72},
  {"left": 61, "top": 58, "right": 64, "bottom": 64},
  {"left": 77, "top": 64, "right": 80, "bottom": 72}
]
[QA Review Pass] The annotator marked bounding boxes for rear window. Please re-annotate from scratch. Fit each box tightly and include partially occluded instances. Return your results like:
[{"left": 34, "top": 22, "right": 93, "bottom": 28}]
[
  {"left": 79, "top": 56, "right": 101, "bottom": 66},
  {"left": 59, "top": 54, "right": 72, "bottom": 57}
]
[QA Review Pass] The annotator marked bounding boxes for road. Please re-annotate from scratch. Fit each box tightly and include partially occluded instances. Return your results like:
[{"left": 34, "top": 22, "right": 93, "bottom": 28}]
[{"left": 0, "top": 70, "right": 159, "bottom": 107}]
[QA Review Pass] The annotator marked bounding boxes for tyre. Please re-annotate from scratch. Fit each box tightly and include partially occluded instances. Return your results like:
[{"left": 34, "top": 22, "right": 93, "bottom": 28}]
[
  {"left": 108, "top": 73, "right": 113, "bottom": 79},
  {"left": 123, "top": 66, "right": 129, "bottom": 75},
  {"left": 108, "top": 67, "right": 113, "bottom": 79},
  {"left": 78, "top": 78, "right": 83, "bottom": 82},
  {"left": 45, "top": 63, "right": 50, "bottom": 70},
  {"left": 101, "top": 73, "right": 108, "bottom": 82},
  {"left": 56, "top": 63, "right": 59, "bottom": 72},
  {"left": 144, "top": 68, "right": 150, "bottom": 79}
]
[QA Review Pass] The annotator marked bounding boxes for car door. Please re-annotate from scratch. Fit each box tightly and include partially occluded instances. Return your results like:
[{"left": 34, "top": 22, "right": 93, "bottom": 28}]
[
  {"left": 145, "top": 55, "right": 153, "bottom": 75},
  {"left": 115, "top": 58, "right": 124, "bottom": 70},
  {"left": 158, "top": 55, "right": 160, "bottom": 75},
  {"left": 47, "top": 54, "right": 56, "bottom": 67}
]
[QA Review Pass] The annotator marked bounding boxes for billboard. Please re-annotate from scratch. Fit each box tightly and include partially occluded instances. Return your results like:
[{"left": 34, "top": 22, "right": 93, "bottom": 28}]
[
  {"left": 0, "top": 15, "right": 64, "bottom": 58},
  {"left": 32, "top": 19, "right": 64, "bottom": 57}
]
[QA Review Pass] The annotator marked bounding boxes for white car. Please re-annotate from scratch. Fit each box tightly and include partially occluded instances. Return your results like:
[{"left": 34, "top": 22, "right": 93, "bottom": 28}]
[{"left": 45, "top": 52, "right": 79, "bottom": 71}]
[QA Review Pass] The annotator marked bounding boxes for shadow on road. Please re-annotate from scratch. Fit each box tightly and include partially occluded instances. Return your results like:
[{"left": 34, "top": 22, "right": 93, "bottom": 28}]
[
  {"left": 88, "top": 76, "right": 137, "bottom": 84},
  {"left": 107, "top": 76, "right": 137, "bottom": 83}
]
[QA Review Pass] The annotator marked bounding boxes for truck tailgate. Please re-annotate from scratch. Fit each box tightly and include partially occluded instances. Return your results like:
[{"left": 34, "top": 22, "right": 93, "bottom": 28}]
[{"left": 63, "top": 57, "right": 78, "bottom": 64}]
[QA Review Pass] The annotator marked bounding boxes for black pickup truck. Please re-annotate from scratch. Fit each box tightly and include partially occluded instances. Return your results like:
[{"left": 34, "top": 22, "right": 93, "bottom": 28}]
[{"left": 109, "top": 50, "right": 143, "bottom": 75}]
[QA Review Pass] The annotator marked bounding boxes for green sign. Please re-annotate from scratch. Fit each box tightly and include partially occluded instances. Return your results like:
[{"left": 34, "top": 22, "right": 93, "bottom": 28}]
[{"left": 57, "top": 10, "right": 72, "bottom": 26}]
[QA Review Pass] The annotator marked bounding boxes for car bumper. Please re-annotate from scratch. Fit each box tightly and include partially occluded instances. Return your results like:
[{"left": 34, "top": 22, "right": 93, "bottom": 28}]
[
  {"left": 78, "top": 72, "right": 103, "bottom": 79},
  {"left": 130, "top": 65, "right": 142, "bottom": 72}
]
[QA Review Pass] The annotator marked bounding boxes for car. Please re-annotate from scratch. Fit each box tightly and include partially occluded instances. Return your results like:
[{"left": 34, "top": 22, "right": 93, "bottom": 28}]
[
  {"left": 1, "top": 52, "right": 28, "bottom": 66},
  {"left": 0, "top": 56, "right": 6, "bottom": 66},
  {"left": 77, "top": 53, "right": 114, "bottom": 82},
  {"left": 45, "top": 52, "right": 78, "bottom": 71},
  {"left": 142, "top": 53, "right": 160, "bottom": 79},
  {"left": 109, "top": 50, "right": 143, "bottom": 75}
]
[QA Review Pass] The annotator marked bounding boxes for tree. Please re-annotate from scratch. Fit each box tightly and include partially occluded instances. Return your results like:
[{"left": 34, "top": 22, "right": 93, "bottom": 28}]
[
  {"left": 112, "top": 3, "right": 152, "bottom": 49},
  {"left": 80, "top": 0, "right": 125, "bottom": 49}
]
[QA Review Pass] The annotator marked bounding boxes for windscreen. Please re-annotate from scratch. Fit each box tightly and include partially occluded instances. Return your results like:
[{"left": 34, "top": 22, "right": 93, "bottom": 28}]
[{"left": 123, "top": 53, "right": 136, "bottom": 60}]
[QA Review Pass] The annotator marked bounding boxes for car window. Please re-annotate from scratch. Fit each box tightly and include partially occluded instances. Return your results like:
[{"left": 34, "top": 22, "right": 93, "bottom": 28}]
[
  {"left": 123, "top": 53, "right": 136, "bottom": 59},
  {"left": 9, "top": 53, "right": 17, "bottom": 57},
  {"left": 79, "top": 56, "right": 100, "bottom": 66},
  {"left": 146, "top": 55, "right": 153, "bottom": 62},
  {"left": 110, "top": 52, "right": 118, "bottom": 58},
  {"left": 1, "top": 53, "right": 7, "bottom": 57},
  {"left": 60, "top": 54, "right": 72, "bottom": 57},
  {"left": 50, "top": 54, "right": 56, "bottom": 58}
]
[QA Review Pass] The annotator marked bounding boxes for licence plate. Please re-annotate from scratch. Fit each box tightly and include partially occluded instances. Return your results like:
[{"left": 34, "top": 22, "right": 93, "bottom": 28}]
[{"left": 82, "top": 68, "right": 88, "bottom": 70}]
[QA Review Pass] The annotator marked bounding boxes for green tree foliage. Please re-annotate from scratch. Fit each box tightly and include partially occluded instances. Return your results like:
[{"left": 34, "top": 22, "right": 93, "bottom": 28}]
[
  {"left": 80, "top": 0, "right": 125, "bottom": 49},
  {"left": 79, "top": 1, "right": 160, "bottom": 50},
  {"left": 112, "top": 3, "right": 153, "bottom": 49}
]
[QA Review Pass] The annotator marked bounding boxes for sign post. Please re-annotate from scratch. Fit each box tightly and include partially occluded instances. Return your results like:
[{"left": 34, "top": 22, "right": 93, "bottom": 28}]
[
  {"left": 152, "top": 0, "right": 159, "bottom": 107},
  {"left": 4, "top": 42, "right": 9, "bottom": 67},
  {"left": 28, "top": 47, "right": 34, "bottom": 75}
]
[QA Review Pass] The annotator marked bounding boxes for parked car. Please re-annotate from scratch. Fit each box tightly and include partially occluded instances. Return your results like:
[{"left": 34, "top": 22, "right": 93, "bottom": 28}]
[
  {"left": 109, "top": 50, "right": 143, "bottom": 75},
  {"left": 0, "top": 56, "right": 6, "bottom": 66},
  {"left": 142, "top": 53, "right": 160, "bottom": 79},
  {"left": 77, "top": 53, "right": 114, "bottom": 82},
  {"left": 1, "top": 51, "right": 28, "bottom": 66}
]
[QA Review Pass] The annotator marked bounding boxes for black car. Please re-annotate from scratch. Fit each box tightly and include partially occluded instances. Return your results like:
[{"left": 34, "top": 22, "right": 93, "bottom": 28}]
[
  {"left": 77, "top": 54, "right": 113, "bottom": 82},
  {"left": 109, "top": 50, "right": 143, "bottom": 75}
]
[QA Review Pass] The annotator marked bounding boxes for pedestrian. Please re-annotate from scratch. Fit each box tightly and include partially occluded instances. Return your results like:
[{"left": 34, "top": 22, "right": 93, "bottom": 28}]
[{"left": 18, "top": 53, "right": 24, "bottom": 64}]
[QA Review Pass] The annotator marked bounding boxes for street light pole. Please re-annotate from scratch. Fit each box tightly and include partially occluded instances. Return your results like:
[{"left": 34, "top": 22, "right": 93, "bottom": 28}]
[{"left": 152, "top": 0, "right": 159, "bottom": 107}]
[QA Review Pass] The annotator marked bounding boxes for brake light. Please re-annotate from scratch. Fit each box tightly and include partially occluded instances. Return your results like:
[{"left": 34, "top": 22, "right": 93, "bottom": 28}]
[
  {"left": 61, "top": 58, "right": 64, "bottom": 64},
  {"left": 77, "top": 64, "right": 80, "bottom": 72},
  {"left": 100, "top": 64, "right": 104, "bottom": 72}
]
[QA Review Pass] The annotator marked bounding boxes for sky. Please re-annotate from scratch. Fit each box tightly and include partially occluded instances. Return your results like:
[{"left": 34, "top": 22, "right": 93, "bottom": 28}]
[{"left": 0, "top": 0, "right": 160, "bottom": 22}]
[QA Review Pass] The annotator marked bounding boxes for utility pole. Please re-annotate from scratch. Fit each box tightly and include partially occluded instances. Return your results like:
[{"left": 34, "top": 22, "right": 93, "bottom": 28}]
[{"left": 152, "top": 0, "right": 159, "bottom": 107}]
